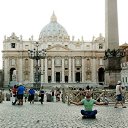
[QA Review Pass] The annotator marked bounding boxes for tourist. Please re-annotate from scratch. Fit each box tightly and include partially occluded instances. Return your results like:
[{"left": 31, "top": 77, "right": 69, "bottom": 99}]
[
  {"left": 24, "top": 89, "right": 29, "bottom": 102},
  {"left": 70, "top": 90, "right": 108, "bottom": 118},
  {"left": 17, "top": 83, "right": 25, "bottom": 105},
  {"left": 51, "top": 88, "right": 54, "bottom": 102},
  {"left": 86, "top": 85, "right": 90, "bottom": 90},
  {"left": 114, "top": 81, "right": 126, "bottom": 108},
  {"left": 12, "top": 85, "right": 18, "bottom": 105},
  {"left": 55, "top": 88, "right": 61, "bottom": 102},
  {"left": 39, "top": 87, "right": 45, "bottom": 104},
  {"left": 28, "top": 88, "right": 35, "bottom": 104}
]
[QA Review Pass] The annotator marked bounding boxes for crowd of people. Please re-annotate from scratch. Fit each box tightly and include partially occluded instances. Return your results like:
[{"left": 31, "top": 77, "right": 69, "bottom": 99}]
[
  {"left": 1, "top": 81, "right": 127, "bottom": 119},
  {"left": 10, "top": 84, "right": 62, "bottom": 106}
]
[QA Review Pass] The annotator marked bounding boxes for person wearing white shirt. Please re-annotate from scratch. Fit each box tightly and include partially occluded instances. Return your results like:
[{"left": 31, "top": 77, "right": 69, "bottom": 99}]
[{"left": 114, "top": 81, "right": 126, "bottom": 108}]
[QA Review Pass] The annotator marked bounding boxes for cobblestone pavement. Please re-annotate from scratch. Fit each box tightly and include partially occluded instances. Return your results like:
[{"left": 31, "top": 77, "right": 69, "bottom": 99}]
[{"left": 0, "top": 101, "right": 128, "bottom": 128}]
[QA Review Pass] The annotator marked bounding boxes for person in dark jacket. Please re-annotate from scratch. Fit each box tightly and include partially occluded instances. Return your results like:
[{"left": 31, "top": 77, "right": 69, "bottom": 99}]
[
  {"left": 28, "top": 88, "right": 35, "bottom": 104},
  {"left": 39, "top": 88, "right": 45, "bottom": 104}
]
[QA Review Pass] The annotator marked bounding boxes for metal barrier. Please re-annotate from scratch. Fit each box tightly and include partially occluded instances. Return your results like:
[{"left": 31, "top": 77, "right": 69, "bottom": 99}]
[{"left": 61, "top": 87, "right": 128, "bottom": 105}]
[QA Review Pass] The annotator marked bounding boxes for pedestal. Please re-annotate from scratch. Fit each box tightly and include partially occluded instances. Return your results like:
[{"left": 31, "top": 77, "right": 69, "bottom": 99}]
[{"left": 104, "top": 49, "right": 124, "bottom": 86}]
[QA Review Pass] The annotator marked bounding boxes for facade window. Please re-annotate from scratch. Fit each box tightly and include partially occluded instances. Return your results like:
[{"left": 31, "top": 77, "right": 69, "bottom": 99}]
[
  {"left": 65, "top": 45, "right": 68, "bottom": 48},
  {"left": 10, "top": 59, "right": 15, "bottom": 66},
  {"left": 25, "top": 45, "right": 29, "bottom": 49},
  {"left": 99, "top": 44, "right": 103, "bottom": 49},
  {"left": 126, "top": 77, "right": 127, "bottom": 83},
  {"left": 65, "top": 68, "right": 68, "bottom": 70},
  {"left": 75, "top": 58, "right": 81, "bottom": 66},
  {"left": 48, "top": 45, "right": 51, "bottom": 48},
  {"left": 65, "top": 59, "right": 68, "bottom": 65},
  {"left": 99, "top": 58, "right": 103, "bottom": 65},
  {"left": 11, "top": 43, "right": 15, "bottom": 48},
  {"left": 86, "top": 45, "right": 90, "bottom": 48},
  {"left": 55, "top": 58, "right": 61, "bottom": 66},
  {"left": 48, "top": 60, "right": 52, "bottom": 65}
]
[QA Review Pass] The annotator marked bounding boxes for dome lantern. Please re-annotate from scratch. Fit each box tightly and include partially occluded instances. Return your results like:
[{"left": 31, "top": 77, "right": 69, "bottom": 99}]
[{"left": 50, "top": 11, "right": 57, "bottom": 23}]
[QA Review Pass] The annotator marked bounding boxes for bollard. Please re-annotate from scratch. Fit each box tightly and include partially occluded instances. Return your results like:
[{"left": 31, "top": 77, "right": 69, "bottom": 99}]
[
  {"left": 0, "top": 91, "right": 3, "bottom": 103},
  {"left": 67, "top": 87, "right": 70, "bottom": 106}
]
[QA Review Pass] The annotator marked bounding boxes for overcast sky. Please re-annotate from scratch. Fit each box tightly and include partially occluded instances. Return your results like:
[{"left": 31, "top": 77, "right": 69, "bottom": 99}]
[{"left": 0, "top": 0, "right": 128, "bottom": 69}]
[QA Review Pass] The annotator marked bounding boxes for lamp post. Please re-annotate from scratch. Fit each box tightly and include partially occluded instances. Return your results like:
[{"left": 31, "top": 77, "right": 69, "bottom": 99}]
[{"left": 28, "top": 42, "right": 46, "bottom": 89}]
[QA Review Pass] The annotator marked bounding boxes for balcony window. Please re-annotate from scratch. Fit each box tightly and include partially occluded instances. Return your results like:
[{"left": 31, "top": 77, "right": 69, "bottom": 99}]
[{"left": 11, "top": 43, "right": 15, "bottom": 48}]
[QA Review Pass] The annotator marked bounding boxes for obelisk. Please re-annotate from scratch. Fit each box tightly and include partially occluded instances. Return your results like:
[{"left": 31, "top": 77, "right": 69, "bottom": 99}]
[
  {"left": 105, "top": 0, "right": 119, "bottom": 50},
  {"left": 105, "top": 0, "right": 123, "bottom": 87}
]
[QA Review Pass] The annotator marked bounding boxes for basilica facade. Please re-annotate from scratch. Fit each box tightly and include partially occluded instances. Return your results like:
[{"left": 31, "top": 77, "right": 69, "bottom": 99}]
[{"left": 2, "top": 12, "right": 106, "bottom": 87}]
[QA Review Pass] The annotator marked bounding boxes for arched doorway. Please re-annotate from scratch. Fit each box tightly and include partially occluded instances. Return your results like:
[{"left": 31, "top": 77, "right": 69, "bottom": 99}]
[
  {"left": 98, "top": 68, "right": 105, "bottom": 85},
  {"left": 10, "top": 68, "right": 16, "bottom": 81},
  {"left": 75, "top": 72, "right": 80, "bottom": 82}
]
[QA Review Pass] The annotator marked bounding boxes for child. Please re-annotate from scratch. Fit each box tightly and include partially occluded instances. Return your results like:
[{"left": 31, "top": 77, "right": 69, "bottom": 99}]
[{"left": 24, "top": 89, "right": 28, "bottom": 102}]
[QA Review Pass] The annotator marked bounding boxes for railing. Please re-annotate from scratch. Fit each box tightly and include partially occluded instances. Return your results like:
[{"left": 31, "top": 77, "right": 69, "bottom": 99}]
[{"left": 61, "top": 87, "right": 128, "bottom": 105}]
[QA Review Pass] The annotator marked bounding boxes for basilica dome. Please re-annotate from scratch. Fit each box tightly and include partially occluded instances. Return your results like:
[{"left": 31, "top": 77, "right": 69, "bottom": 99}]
[{"left": 39, "top": 12, "right": 70, "bottom": 42}]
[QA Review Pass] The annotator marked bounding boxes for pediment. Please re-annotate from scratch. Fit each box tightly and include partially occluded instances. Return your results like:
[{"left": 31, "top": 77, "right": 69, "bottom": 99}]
[
  {"left": 47, "top": 44, "right": 71, "bottom": 51},
  {"left": 94, "top": 33, "right": 105, "bottom": 43},
  {"left": 6, "top": 32, "right": 20, "bottom": 42}
]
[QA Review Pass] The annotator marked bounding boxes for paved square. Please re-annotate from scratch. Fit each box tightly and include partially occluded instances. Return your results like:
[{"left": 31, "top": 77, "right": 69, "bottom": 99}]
[{"left": 0, "top": 101, "right": 128, "bottom": 128}]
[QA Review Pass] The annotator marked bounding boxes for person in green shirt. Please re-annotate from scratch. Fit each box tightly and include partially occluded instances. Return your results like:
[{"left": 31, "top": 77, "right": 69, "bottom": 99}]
[{"left": 70, "top": 91, "right": 108, "bottom": 118}]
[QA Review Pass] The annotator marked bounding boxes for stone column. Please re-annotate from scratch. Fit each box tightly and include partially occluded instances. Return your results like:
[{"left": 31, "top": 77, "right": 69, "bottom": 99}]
[
  {"left": 18, "top": 57, "right": 23, "bottom": 83},
  {"left": 62, "top": 57, "right": 64, "bottom": 83},
  {"left": 82, "top": 57, "right": 85, "bottom": 83},
  {"left": 68, "top": 57, "right": 71, "bottom": 83},
  {"left": 41, "top": 59, "right": 44, "bottom": 83},
  {"left": 44, "top": 57, "right": 48, "bottom": 83},
  {"left": 72, "top": 57, "right": 75, "bottom": 82},
  {"left": 30, "top": 59, "right": 34, "bottom": 83},
  {"left": 52, "top": 57, "right": 55, "bottom": 83},
  {"left": 4, "top": 57, "right": 9, "bottom": 87},
  {"left": 91, "top": 57, "right": 97, "bottom": 83}
]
